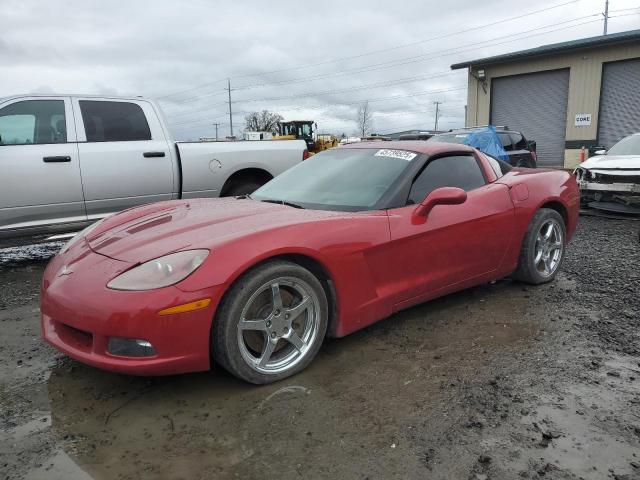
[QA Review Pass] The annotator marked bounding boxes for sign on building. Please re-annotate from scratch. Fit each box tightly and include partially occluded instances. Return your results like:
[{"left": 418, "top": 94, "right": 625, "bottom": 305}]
[{"left": 575, "top": 114, "right": 592, "bottom": 126}]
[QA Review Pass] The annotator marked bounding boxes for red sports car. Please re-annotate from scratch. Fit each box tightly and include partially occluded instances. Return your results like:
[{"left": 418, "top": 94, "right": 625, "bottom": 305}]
[{"left": 41, "top": 142, "right": 579, "bottom": 384}]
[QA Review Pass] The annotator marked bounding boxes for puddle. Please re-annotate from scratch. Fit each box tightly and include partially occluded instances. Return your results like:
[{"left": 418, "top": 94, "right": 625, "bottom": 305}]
[{"left": 511, "top": 358, "right": 640, "bottom": 479}]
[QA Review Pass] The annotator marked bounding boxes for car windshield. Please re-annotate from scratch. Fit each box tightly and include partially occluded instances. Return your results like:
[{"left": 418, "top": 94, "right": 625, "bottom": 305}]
[
  {"left": 607, "top": 134, "right": 640, "bottom": 156},
  {"left": 251, "top": 147, "right": 416, "bottom": 211},
  {"left": 428, "top": 132, "right": 474, "bottom": 144}
]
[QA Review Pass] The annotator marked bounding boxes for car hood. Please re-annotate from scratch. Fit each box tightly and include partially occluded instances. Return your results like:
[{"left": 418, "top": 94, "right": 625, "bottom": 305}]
[
  {"left": 578, "top": 154, "right": 640, "bottom": 171},
  {"left": 86, "top": 198, "right": 341, "bottom": 263}
]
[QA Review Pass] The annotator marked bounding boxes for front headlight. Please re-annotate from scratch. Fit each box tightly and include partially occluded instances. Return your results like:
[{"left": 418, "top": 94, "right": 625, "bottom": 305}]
[{"left": 107, "top": 249, "right": 209, "bottom": 291}]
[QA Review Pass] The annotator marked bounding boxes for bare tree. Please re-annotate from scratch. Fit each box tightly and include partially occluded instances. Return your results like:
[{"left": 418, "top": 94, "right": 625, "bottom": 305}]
[
  {"left": 356, "top": 101, "right": 373, "bottom": 137},
  {"left": 244, "top": 110, "right": 283, "bottom": 133}
]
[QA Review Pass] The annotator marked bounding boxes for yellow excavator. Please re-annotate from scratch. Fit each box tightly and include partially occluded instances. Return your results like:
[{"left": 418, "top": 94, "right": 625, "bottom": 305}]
[{"left": 273, "top": 120, "right": 338, "bottom": 154}]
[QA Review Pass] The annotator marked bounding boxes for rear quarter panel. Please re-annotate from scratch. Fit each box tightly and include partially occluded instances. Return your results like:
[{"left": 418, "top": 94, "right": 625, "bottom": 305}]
[
  {"left": 176, "top": 140, "right": 306, "bottom": 198},
  {"left": 498, "top": 168, "right": 579, "bottom": 274}
]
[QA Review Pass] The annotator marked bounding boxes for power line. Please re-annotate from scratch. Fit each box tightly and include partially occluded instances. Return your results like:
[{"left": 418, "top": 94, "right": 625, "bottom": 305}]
[
  {"left": 156, "top": 77, "right": 227, "bottom": 100},
  {"left": 608, "top": 7, "right": 640, "bottom": 13},
  {"left": 164, "top": 14, "right": 602, "bottom": 123},
  {"left": 230, "top": 0, "right": 581, "bottom": 80},
  {"left": 167, "top": 86, "right": 466, "bottom": 128},
  {"left": 236, "top": 71, "right": 461, "bottom": 103},
  {"left": 154, "top": 0, "right": 580, "bottom": 100},
  {"left": 165, "top": 12, "right": 625, "bottom": 132},
  {"left": 166, "top": 4, "right": 640, "bottom": 134},
  {"left": 235, "top": 16, "right": 602, "bottom": 107},
  {"left": 165, "top": 9, "right": 600, "bottom": 106},
  {"left": 607, "top": 10, "right": 640, "bottom": 18},
  {"left": 166, "top": 101, "right": 229, "bottom": 119}
]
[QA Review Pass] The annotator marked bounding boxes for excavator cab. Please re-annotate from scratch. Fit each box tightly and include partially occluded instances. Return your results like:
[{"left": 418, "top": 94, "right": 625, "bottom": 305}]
[
  {"left": 277, "top": 121, "right": 317, "bottom": 151},
  {"left": 275, "top": 120, "right": 338, "bottom": 154}
]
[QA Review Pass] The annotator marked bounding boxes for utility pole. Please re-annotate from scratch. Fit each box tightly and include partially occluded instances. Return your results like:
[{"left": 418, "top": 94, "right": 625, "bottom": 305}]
[
  {"left": 603, "top": 0, "right": 609, "bottom": 34},
  {"left": 226, "top": 78, "right": 234, "bottom": 139},
  {"left": 212, "top": 123, "right": 220, "bottom": 142},
  {"left": 433, "top": 101, "right": 441, "bottom": 131}
]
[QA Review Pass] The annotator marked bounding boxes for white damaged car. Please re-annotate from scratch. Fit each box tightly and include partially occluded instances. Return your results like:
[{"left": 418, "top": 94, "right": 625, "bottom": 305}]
[{"left": 575, "top": 133, "right": 640, "bottom": 215}]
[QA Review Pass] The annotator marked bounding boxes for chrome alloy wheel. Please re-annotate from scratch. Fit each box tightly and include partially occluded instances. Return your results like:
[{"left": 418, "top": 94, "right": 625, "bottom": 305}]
[
  {"left": 237, "top": 276, "right": 321, "bottom": 374},
  {"left": 534, "top": 219, "right": 564, "bottom": 277}
]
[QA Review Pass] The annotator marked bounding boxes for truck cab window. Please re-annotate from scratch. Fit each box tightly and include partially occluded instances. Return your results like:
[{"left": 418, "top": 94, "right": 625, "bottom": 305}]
[
  {"left": 79, "top": 100, "right": 151, "bottom": 142},
  {"left": 0, "top": 100, "right": 66, "bottom": 145},
  {"left": 407, "top": 155, "right": 486, "bottom": 204}
]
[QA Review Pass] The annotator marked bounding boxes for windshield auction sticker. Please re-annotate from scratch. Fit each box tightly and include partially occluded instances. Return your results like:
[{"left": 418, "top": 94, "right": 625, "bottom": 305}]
[{"left": 374, "top": 149, "right": 417, "bottom": 161}]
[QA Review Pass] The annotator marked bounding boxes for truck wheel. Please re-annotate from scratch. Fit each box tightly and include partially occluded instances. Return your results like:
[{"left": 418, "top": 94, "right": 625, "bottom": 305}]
[
  {"left": 212, "top": 260, "right": 328, "bottom": 384},
  {"left": 512, "top": 208, "right": 566, "bottom": 285},
  {"left": 225, "top": 181, "right": 263, "bottom": 197}
]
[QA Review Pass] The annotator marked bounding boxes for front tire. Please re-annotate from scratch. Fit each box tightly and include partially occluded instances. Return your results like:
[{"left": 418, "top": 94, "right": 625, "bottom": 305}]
[
  {"left": 212, "top": 260, "right": 328, "bottom": 384},
  {"left": 512, "top": 208, "right": 566, "bottom": 285}
]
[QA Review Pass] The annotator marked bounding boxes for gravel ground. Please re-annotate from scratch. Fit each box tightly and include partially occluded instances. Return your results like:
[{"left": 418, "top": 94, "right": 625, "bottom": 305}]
[{"left": 0, "top": 216, "right": 638, "bottom": 480}]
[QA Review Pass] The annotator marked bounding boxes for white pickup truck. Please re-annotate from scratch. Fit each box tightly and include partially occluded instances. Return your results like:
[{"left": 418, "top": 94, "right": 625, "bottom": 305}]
[{"left": 0, "top": 94, "right": 307, "bottom": 246}]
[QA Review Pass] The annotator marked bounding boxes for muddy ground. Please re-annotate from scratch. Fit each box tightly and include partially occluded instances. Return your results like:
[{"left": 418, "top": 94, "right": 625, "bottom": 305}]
[{"left": 0, "top": 216, "right": 639, "bottom": 480}]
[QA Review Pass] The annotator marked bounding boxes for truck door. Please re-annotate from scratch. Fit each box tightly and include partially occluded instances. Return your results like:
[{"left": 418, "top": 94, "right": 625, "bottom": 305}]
[
  {"left": 72, "top": 98, "right": 174, "bottom": 218},
  {"left": 0, "top": 97, "right": 86, "bottom": 234}
]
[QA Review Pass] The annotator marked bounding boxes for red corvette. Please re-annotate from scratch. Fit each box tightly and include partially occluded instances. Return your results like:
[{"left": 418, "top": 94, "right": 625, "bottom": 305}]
[{"left": 41, "top": 142, "right": 579, "bottom": 383}]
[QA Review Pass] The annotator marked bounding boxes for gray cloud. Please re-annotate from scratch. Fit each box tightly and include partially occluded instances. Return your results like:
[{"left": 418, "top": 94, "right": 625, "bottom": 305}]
[{"left": 2, "top": 0, "right": 638, "bottom": 139}]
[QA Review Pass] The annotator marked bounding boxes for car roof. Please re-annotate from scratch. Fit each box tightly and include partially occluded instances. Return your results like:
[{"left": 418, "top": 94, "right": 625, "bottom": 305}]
[
  {"left": 1, "top": 93, "right": 151, "bottom": 103},
  {"left": 339, "top": 140, "right": 476, "bottom": 155},
  {"left": 438, "top": 128, "right": 512, "bottom": 134}
]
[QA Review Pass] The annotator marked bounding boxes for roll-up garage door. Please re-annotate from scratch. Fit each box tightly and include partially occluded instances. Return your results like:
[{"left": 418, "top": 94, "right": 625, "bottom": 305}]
[
  {"left": 598, "top": 58, "right": 640, "bottom": 149},
  {"left": 491, "top": 69, "right": 569, "bottom": 167}
]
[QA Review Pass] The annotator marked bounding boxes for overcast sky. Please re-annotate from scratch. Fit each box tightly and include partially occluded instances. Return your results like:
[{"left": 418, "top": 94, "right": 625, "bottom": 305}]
[{"left": 1, "top": 0, "right": 638, "bottom": 139}]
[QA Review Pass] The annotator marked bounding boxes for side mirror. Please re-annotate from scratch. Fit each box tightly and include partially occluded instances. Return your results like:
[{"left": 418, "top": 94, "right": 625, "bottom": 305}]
[
  {"left": 413, "top": 187, "right": 467, "bottom": 217},
  {"left": 595, "top": 149, "right": 607, "bottom": 155}
]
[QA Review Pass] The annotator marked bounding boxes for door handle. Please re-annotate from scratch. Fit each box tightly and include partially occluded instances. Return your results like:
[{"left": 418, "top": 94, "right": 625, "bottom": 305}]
[
  {"left": 143, "top": 151, "right": 166, "bottom": 158},
  {"left": 43, "top": 156, "right": 71, "bottom": 163}
]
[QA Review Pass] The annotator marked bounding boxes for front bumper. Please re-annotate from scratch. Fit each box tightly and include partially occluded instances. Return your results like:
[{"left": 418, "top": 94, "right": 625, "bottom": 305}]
[
  {"left": 578, "top": 180, "right": 640, "bottom": 194},
  {"left": 41, "top": 241, "right": 223, "bottom": 376}
]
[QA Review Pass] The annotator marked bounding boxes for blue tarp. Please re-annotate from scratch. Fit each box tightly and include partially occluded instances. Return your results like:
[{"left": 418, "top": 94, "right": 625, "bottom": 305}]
[{"left": 462, "top": 125, "right": 509, "bottom": 162}]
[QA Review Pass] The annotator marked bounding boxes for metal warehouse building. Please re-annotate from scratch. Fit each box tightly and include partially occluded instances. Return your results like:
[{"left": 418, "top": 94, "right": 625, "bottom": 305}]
[{"left": 451, "top": 29, "right": 640, "bottom": 168}]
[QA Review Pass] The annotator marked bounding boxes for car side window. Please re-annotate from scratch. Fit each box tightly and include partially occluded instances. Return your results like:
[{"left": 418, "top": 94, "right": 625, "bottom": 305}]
[
  {"left": 483, "top": 153, "right": 512, "bottom": 178},
  {"left": 79, "top": 100, "right": 151, "bottom": 142},
  {"left": 407, "top": 155, "right": 486, "bottom": 205},
  {"left": 0, "top": 100, "right": 66, "bottom": 145}
]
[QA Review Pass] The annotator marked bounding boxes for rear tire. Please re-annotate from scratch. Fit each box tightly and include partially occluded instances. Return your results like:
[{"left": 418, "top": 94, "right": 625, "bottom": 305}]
[
  {"left": 225, "top": 180, "right": 263, "bottom": 197},
  {"left": 212, "top": 260, "right": 328, "bottom": 384},
  {"left": 512, "top": 208, "right": 566, "bottom": 285}
]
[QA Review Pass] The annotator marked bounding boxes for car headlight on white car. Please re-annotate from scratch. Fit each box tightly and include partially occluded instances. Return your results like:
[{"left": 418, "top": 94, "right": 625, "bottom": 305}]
[{"left": 107, "top": 249, "right": 209, "bottom": 291}]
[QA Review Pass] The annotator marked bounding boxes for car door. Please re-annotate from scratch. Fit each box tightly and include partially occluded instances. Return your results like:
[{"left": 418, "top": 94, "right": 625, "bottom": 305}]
[
  {"left": 385, "top": 153, "right": 515, "bottom": 305},
  {"left": 72, "top": 98, "right": 174, "bottom": 219},
  {"left": 0, "top": 97, "right": 86, "bottom": 233}
]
